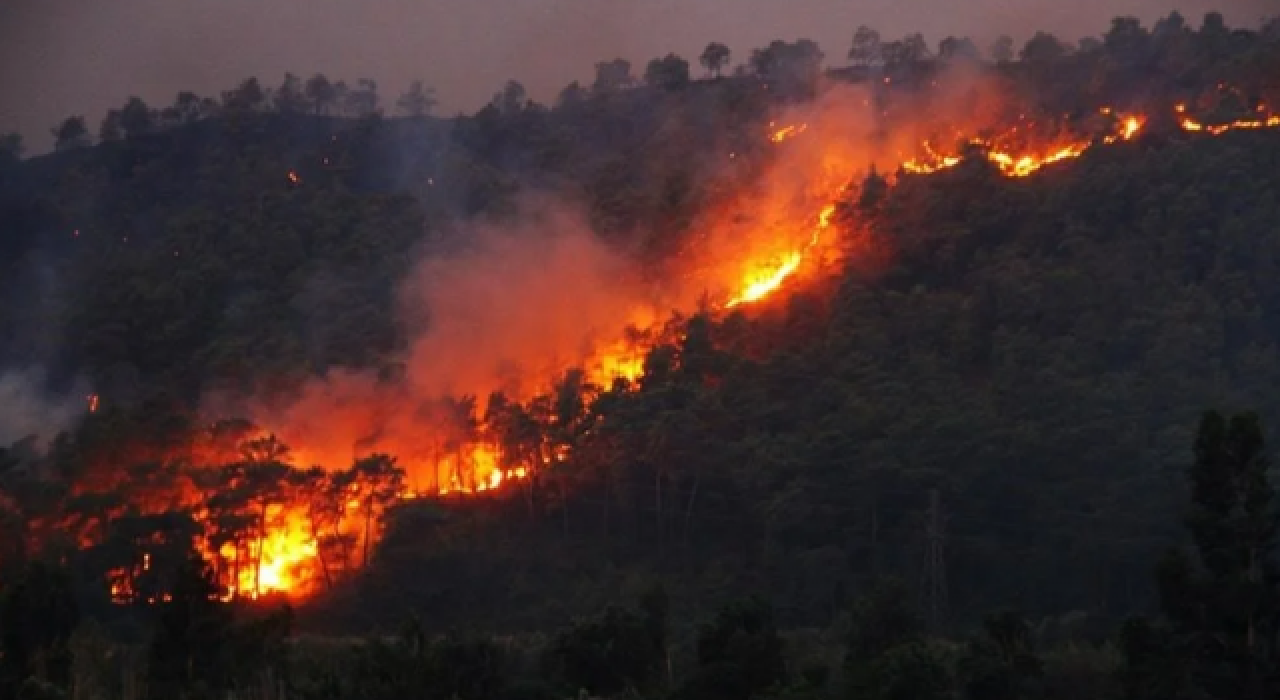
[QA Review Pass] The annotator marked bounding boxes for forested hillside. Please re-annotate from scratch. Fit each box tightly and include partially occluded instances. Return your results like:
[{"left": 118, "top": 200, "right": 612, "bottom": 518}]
[{"left": 3, "top": 10, "right": 1280, "bottom": 700}]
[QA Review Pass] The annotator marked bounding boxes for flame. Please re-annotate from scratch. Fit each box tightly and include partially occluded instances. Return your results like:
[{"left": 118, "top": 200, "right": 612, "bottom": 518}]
[
  {"left": 87, "top": 393, "right": 99, "bottom": 413},
  {"left": 287, "top": 170, "right": 300, "bottom": 184},
  {"left": 726, "top": 204, "right": 836, "bottom": 308},
  {"left": 902, "top": 111, "right": 1144, "bottom": 178},
  {"left": 769, "top": 123, "right": 809, "bottom": 143},
  {"left": 1180, "top": 114, "right": 1280, "bottom": 134}
]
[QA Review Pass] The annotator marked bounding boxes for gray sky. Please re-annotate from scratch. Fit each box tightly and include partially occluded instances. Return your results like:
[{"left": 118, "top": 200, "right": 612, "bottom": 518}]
[{"left": 0, "top": 0, "right": 1273, "bottom": 152}]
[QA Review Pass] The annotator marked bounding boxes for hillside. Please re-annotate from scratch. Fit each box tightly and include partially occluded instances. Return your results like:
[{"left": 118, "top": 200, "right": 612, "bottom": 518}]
[{"left": 2, "top": 11, "right": 1280, "bottom": 700}]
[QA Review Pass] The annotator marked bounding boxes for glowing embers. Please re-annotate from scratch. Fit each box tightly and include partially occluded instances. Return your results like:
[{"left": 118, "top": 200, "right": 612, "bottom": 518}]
[{"left": 1176, "top": 103, "right": 1280, "bottom": 134}]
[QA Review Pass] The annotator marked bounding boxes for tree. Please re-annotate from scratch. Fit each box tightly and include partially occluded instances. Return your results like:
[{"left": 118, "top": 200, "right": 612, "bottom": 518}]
[
  {"left": 397, "top": 80, "right": 438, "bottom": 117},
  {"left": 1020, "top": 32, "right": 1068, "bottom": 64},
  {"left": 50, "top": 116, "right": 89, "bottom": 151},
  {"left": 273, "top": 72, "right": 308, "bottom": 114},
  {"left": 990, "top": 35, "right": 1015, "bottom": 63},
  {"left": 700, "top": 42, "right": 731, "bottom": 78},
  {"left": 1104, "top": 16, "right": 1150, "bottom": 61},
  {"left": 593, "top": 59, "right": 634, "bottom": 94},
  {"left": 490, "top": 80, "right": 526, "bottom": 116},
  {"left": 750, "top": 39, "right": 825, "bottom": 97},
  {"left": 1122, "top": 411, "right": 1280, "bottom": 700},
  {"left": 168, "top": 91, "right": 209, "bottom": 124},
  {"left": 305, "top": 73, "right": 337, "bottom": 114},
  {"left": 939, "top": 36, "right": 981, "bottom": 62},
  {"left": 222, "top": 77, "right": 266, "bottom": 112},
  {"left": 98, "top": 110, "right": 122, "bottom": 143},
  {"left": 348, "top": 454, "right": 404, "bottom": 566},
  {"left": 848, "top": 25, "right": 883, "bottom": 67},
  {"left": 118, "top": 96, "right": 154, "bottom": 138},
  {"left": 556, "top": 81, "right": 587, "bottom": 109},
  {"left": 645, "top": 53, "right": 691, "bottom": 91},
  {"left": 882, "top": 33, "right": 931, "bottom": 69}
]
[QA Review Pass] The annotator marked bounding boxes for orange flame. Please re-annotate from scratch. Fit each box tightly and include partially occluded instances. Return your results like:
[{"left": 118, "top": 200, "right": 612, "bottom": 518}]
[{"left": 769, "top": 123, "right": 809, "bottom": 143}]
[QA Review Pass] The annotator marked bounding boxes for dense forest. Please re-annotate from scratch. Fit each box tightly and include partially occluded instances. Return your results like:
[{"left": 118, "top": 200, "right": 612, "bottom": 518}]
[{"left": 3, "top": 9, "right": 1280, "bottom": 700}]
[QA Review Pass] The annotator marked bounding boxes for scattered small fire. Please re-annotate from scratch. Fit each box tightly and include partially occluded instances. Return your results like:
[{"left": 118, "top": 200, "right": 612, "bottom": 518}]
[
  {"left": 287, "top": 170, "right": 300, "bottom": 184},
  {"left": 86, "top": 393, "right": 99, "bottom": 413}
]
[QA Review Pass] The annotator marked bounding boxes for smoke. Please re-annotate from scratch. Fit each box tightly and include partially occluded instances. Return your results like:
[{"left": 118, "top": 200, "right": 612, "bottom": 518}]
[
  {"left": 223, "top": 195, "right": 660, "bottom": 472},
  {"left": 398, "top": 198, "right": 658, "bottom": 399},
  {"left": 0, "top": 366, "right": 89, "bottom": 448}
]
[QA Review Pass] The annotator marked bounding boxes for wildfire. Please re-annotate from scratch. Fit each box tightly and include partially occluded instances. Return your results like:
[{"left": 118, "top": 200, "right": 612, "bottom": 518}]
[
  {"left": 902, "top": 111, "right": 1145, "bottom": 178},
  {"left": 80, "top": 96, "right": 1280, "bottom": 605}
]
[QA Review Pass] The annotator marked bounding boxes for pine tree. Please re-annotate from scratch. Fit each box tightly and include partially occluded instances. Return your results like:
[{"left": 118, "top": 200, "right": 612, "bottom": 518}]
[{"left": 1124, "top": 411, "right": 1280, "bottom": 700}]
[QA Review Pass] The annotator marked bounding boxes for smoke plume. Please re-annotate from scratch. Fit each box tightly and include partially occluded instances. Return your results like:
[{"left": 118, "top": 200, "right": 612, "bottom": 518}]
[{"left": 227, "top": 196, "right": 660, "bottom": 472}]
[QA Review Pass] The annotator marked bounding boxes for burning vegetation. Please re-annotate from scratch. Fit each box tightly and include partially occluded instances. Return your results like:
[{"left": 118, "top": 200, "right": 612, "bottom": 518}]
[
  {"left": 4, "top": 24, "right": 1280, "bottom": 610},
  {"left": 54, "top": 88, "right": 1280, "bottom": 604}
]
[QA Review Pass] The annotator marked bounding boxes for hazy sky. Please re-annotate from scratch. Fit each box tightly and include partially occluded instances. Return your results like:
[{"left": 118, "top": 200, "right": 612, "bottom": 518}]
[{"left": 0, "top": 0, "right": 1273, "bottom": 151}]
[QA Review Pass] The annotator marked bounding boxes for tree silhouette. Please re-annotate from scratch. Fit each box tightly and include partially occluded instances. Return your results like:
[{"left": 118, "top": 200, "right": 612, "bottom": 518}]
[
  {"left": 848, "top": 26, "right": 883, "bottom": 66},
  {"left": 700, "top": 42, "right": 731, "bottom": 78},
  {"left": 646, "top": 54, "right": 691, "bottom": 91},
  {"left": 50, "top": 116, "right": 89, "bottom": 151},
  {"left": 274, "top": 72, "right": 309, "bottom": 115},
  {"left": 490, "top": 80, "right": 526, "bottom": 116},
  {"left": 593, "top": 59, "right": 634, "bottom": 94},
  {"left": 305, "top": 73, "right": 337, "bottom": 114},
  {"left": 397, "top": 80, "right": 438, "bottom": 117},
  {"left": 1122, "top": 411, "right": 1280, "bottom": 700},
  {"left": 348, "top": 454, "right": 404, "bottom": 566}
]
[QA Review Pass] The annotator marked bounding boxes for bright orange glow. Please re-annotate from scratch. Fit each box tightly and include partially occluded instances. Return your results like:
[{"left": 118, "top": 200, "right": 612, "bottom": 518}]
[
  {"left": 902, "top": 111, "right": 1143, "bottom": 178},
  {"left": 726, "top": 204, "right": 836, "bottom": 308},
  {"left": 769, "top": 123, "right": 809, "bottom": 143}
]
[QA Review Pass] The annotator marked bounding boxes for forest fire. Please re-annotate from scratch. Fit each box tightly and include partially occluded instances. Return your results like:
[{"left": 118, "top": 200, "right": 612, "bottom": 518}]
[
  {"left": 902, "top": 110, "right": 1145, "bottom": 177},
  {"left": 1176, "top": 103, "right": 1280, "bottom": 133},
  {"left": 46, "top": 94, "right": 1280, "bottom": 606}
]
